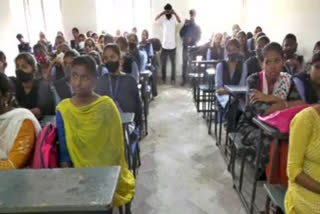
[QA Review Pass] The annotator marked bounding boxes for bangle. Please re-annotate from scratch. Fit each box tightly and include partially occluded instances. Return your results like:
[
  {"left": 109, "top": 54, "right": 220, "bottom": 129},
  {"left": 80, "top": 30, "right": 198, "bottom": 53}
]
[{"left": 284, "top": 101, "right": 289, "bottom": 108}]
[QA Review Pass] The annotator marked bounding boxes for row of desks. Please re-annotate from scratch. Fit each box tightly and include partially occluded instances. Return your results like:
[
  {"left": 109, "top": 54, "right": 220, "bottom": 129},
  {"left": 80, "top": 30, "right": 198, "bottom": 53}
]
[
  {"left": 0, "top": 113, "right": 136, "bottom": 213},
  {"left": 190, "top": 59, "right": 287, "bottom": 214}
]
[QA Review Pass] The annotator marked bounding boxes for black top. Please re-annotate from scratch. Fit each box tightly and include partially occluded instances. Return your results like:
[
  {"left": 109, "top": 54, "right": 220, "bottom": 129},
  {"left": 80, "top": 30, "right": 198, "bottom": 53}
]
[
  {"left": 70, "top": 40, "right": 80, "bottom": 51},
  {"left": 179, "top": 20, "right": 201, "bottom": 47},
  {"left": 294, "top": 72, "right": 319, "bottom": 104},
  {"left": 245, "top": 56, "right": 261, "bottom": 77},
  {"left": 95, "top": 73, "right": 142, "bottom": 126},
  {"left": 129, "top": 48, "right": 141, "bottom": 71},
  {"left": 208, "top": 45, "right": 225, "bottom": 60},
  {"left": 53, "top": 77, "right": 72, "bottom": 101},
  {"left": 18, "top": 43, "right": 31, "bottom": 53},
  {"left": 122, "top": 55, "right": 135, "bottom": 74},
  {"left": 221, "top": 60, "right": 243, "bottom": 85},
  {"left": 14, "top": 79, "right": 55, "bottom": 115}
]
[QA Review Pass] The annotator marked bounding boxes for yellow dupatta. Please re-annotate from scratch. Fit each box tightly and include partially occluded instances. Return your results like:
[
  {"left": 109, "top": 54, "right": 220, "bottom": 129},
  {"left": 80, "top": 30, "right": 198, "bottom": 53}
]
[{"left": 56, "top": 96, "right": 135, "bottom": 207}]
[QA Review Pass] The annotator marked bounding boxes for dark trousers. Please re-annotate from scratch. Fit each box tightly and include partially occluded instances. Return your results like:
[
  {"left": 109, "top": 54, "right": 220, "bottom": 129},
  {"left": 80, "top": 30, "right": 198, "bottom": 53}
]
[
  {"left": 160, "top": 48, "right": 176, "bottom": 82},
  {"left": 182, "top": 46, "right": 188, "bottom": 84}
]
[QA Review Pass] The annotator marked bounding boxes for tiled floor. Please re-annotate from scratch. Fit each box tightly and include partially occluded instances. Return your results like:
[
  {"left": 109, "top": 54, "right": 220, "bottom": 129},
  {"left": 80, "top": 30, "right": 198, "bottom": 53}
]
[{"left": 132, "top": 85, "right": 246, "bottom": 214}]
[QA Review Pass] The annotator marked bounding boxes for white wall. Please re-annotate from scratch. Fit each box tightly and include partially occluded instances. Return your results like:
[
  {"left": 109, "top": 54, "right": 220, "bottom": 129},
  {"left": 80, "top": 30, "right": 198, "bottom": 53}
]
[
  {"left": 243, "top": 0, "right": 320, "bottom": 61},
  {"left": 0, "top": 0, "right": 18, "bottom": 76},
  {"left": 61, "top": 0, "right": 98, "bottom": 41}
]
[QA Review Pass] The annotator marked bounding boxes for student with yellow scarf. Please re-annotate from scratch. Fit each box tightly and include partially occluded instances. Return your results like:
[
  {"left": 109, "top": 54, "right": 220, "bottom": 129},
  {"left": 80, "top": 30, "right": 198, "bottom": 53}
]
[{"left": 56, "top": 55, "right": 135, "bottom": 213}]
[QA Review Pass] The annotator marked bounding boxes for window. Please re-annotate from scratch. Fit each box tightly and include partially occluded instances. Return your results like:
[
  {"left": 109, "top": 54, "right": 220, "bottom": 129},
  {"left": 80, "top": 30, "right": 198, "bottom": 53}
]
[{"left": 10, "top": 0, "right": 64, "bottom": 46}]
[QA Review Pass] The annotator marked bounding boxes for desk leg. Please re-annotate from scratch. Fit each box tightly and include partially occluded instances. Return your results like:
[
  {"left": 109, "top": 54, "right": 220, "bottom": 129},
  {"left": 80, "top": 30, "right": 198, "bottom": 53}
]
[
  {"left": 269, "top": 139, "right": 279, "bottom": 183},
  {"left": 250, "top": 129, "right": 263, "bottom": 214}
]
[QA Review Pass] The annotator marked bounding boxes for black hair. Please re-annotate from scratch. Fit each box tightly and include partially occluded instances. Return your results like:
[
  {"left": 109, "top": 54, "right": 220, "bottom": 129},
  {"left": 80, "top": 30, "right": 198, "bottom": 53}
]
[
  {"left": 85, "top": 38, "right": 96, "bottom": 47},
  {"left": 15, "top": 52, "right": 37, "bottom": 72},
  {"left": 86, "top": 31, "right": 92, "bottom": 37},
  {"left": 103, "top": 43, "right": 121, "bottom": 58},
  {"left": 283, "top": 33, "right": 297, "bottom": 43},
  {"left": 72, "top": 27, "right": 79, "bottom": 34},
  {"left": 16, "top": 34, "right": 23, "bottom": 40},
  {"left": 255, "top": 26, "right": 262, "bottom": 31},
  {"left": 33, "top": 43, "right": 47, "bottom": 54},
  {"left": 0, "top": 51, "right": 7, "bottom": 69},
  {"left": 99, "top": 35, "right": 104, "bottom": 41},
  {"left": 128, "top": 33, "right": 138, "bottom": 43},
  {"left": 79, "top": 34, "right": 86, "bottom": 39},
  {"left": 104, "top": 34, "right": 115, "bottom": 44},
  {"left": 313, "top": 41, "right": 320, "bottom": 51},
  {"left": 88, "top": 50, "right": 102, "bottom": 65},
  {"left": 256, "top": 32, "right": 266, "bottom": 40},
  {"left": 311, "top": 52, "right": 320, "bottom": 64},
  {"left": 263, "top": 42, "right": 284, "bottom": 58},
  {"left": 226, "top": 39, "right": 240, "bottom": 49},
  {"left": 247, "top": 32, "right": 253, "bottom": 39},
  {"left": 92, "top": 33, "right": 98, "bottom": 38},
  {"left": 189, "top": 9, "right": 196, "bottom": 16},
  {"left": 142, "top": 29, "right": 149, "bottom": 39},
  {"left": 257, "top": 36, "right": 270, "bottom": 45},
  {"left": 164, "top": 3, "right": 172, "bottom": 10},
  {"left": 116, "top": 37, "right": 128, "bottom": 50},
  {"left": 72, "top": 55, "right": 97, "bottom": 77},
  {"left": 0, "top": 72, "right": 10, "bottom": 96},
  {"left": 64, "top": 50, "right": 80, "bottom": 59}
]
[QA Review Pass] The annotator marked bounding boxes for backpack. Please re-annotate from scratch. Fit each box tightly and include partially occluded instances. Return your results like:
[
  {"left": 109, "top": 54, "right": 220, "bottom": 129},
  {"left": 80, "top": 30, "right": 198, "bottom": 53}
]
[{"left": 32, "top": 124, "right": 58, "bottom": 169}]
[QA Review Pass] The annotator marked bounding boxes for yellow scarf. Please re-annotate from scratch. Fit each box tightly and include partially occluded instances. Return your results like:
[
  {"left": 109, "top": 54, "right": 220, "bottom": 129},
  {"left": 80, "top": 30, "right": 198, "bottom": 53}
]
[{"left": 56, "top": 96, "right": 135, "bottom": 207}]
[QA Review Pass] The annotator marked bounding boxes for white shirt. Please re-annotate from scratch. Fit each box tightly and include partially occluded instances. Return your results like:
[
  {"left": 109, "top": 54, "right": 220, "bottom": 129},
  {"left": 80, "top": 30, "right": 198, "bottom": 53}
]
[{"left": 159, "top": 16, "right": 177, "bottom": 49}]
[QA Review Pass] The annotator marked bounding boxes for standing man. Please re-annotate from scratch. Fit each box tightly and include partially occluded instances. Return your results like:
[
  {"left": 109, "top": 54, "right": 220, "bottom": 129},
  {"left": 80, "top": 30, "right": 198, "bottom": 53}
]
[
  {"left": 179, "top": 9, "right": 201, "bottom": 86},
  {"left": 155, "top": 3, "right": 181, "bottom": 84}
]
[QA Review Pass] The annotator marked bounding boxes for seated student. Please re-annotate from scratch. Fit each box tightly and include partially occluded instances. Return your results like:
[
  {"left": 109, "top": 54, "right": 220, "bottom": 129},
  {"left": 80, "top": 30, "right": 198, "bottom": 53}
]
[
  {"left": 104, "top": 34, "right": 115, "bottom": 46},
  {"left": 237, "top": 42, "right": 303, "bottom": 150},
  {"left": 78, "top": 34, "right": 86, "bottom": 54},
  {"left": 0, "top": 51, "right": 15, "bottom": 92},
  {"left": 215, "top": 39, "right": 247, "bottom": 96},
  {"left": 313, "top": 41, "right": 320, "bottom": 55},
  {"left": 91, "top": 33, "right": 99, "bottom": 43},
  {"left": 54, "top": 35, "right": 66, "bottom": 51},
  {"left": 97, "top": 35, "right": 105, "bottom": 53},
  {"left": 16, "top": 34, "right": 31, "bottom": 53},
  {"left": 38, "top": 32, "right": 52, "bottom": 53},
  {"left": 139, "top": 29, "right": 154, "bottom": 66},
  {"left": 206, "top": 33, "right": 224, "bottom": 61},
  {"left": 84, "top": 38, "right": 97, "bottom": 54},
  {"left": 236, "top": 31, "right": 251, "bottom": 61},
  {"left": 247, "top": 26, "right": 263, "bottom": 53},
  {"left": 33, "top": 43, "right": 49, "bottom": 80},
  {"left": 0, "top": 51, "right": 7, "bottom": 74},
  {"left": 13, "top": 53, "right": 55, "bottom": 118},
  {"left": 285, "top": 106, "right": 320, "bottom": 214},
  {"left": 70, "top": 27, "right": 80, "bottom": 51},
  {"left": 56, "top": 56, "right": 135, "bottom": 211},
  {"left": 282, "top": 33, "right": 304, "bottom": 75},
  {"left": 128, "top": 33, "right": 147, "bottom": 72},
  {"left": 57, "top": 31, "right": 64, "bottom": 38},
  {"left": 88, "top": 50, "right": 108, "bottom": 77},
  {"left": 0, "top": 72, "right": 41, "bottom": 169},
  {"left": 293, "top": 52, "right": 320, "bottom": 104},
  {"left": 116, "top": 37, "right": 140, "bottom": 82},
  {"left": 52, "top": 50, "right": 80, "bottom": 103},
  {"left": 96, "top": 44, "right": 142, "bottom": 128},
  {"left": 243, "top": 36, "right": 270, "bottom": 77},
  {"left": 139, "top": 29, "right": 158, "bottom": 97}
]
